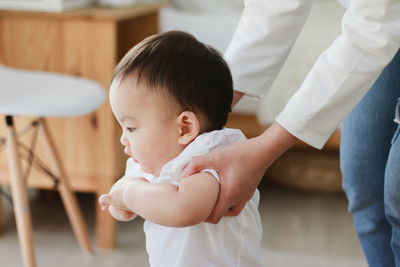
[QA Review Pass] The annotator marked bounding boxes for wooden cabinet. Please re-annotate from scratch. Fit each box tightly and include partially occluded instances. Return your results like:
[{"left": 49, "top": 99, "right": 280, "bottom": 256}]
[{"left": 0, "top": 3, "right": 164, "bottom": 249}]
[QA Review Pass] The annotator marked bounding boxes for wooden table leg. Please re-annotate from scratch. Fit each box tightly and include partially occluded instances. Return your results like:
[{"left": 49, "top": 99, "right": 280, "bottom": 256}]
[
  {"left": 6, "top": 116, "right": 36, "bottom": 267},
  {"left": 95, "top": 189, "right": 117, "bottom": 249}
]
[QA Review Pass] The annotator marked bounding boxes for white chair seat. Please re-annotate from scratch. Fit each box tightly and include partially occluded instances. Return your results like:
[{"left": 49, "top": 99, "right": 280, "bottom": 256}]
[{"left": 0, "top": 65, "right": 106, "bottom": 117}]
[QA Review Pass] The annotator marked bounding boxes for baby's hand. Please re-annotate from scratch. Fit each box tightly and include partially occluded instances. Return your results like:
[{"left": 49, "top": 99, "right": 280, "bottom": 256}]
[
  {"left": 99, "top": 192, "right": 137, "bottom": 222},
  {"left": 99, "top": 194, "right": 111, "bottom": 211},
  {"left": 98, "top": 176, "right": 141, "bottom": 221},
  {"left": 110, "top": 207, "right": 136, "bottom": 222}
]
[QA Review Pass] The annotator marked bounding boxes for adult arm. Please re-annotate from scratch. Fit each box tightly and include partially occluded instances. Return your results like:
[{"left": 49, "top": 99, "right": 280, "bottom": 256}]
[
  {"left": 275, "top": 0, "right": 400, "bottom": 148},
  {"left": 122, "top": 172, "right": 219, "bottom": 227},
  {"left": 225, "top": 0, "right": 313, "bottom": 101},
  {"left": 182, "top": 0, "right": 312, "bottom": 223},
  {"left": 229, "top": 0, "right": 400, "bottom": 148},
  {"left": 184, "top": 0, "right": 400, "bottom": 222}
]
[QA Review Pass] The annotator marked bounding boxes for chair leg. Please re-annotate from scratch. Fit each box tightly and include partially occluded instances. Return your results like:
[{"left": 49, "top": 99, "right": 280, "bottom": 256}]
[
  {"left": 0, "top": 186, "right": 3, "bottom": 235},
  {"left": 5, "top": 116, "right": 36, "bottom": 267},
  {"left": 37, "top": 118, "right": 92, "bottom": 253}
]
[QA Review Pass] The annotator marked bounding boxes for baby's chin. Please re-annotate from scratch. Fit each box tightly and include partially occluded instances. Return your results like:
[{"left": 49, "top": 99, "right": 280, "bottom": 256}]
[
  {"left": 141, "top": 155, "right": 180, "bottom": 177},
  {"left": 141, "top": 165, "right": 162, "bottom": 177}
]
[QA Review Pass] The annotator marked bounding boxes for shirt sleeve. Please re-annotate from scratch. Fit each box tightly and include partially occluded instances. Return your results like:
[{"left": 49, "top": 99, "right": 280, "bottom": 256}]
[
  {"left": 224, "top": 0, "right": 313, "bottom": 100},
  {"left": 200, "top": 169, "right": 220, "bottom": 183},
  {"left": 277, "top": 0, "right": 400, "bottom": 148},
  {"left": 226, "top": 0, "right": 400, "bottom": 149}
]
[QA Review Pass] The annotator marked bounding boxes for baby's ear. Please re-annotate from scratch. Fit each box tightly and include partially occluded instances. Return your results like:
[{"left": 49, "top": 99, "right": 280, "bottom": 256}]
[{"left": 177, "top": 111, "right": 200, "bottom": 145}]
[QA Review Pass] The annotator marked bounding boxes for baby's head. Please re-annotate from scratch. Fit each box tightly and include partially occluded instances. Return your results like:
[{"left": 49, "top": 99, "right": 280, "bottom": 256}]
[{"left": 109, "top": 31, "right": 233, "bottom": 176}]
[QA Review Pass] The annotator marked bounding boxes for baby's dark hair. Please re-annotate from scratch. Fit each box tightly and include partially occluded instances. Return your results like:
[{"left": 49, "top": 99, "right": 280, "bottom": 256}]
[{"left": 112, "top": 31, "right": 233, "bottom": 132}]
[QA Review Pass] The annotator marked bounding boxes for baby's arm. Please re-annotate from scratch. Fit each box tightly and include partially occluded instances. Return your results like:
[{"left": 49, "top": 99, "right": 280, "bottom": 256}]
[
  {"left": 99, "top": 176, "right": 138, "bottom": 222},
  {"left": 122, "top": 172, "right": 219, "bottom": 227}
]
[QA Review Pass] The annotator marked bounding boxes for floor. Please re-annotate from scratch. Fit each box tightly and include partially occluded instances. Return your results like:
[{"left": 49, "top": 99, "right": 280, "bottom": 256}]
[{"left": 0, "top": 182, "right": 367, "bottom": 267}]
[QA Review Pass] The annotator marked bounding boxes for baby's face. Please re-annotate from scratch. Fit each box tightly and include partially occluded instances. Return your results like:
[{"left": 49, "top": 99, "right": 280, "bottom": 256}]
[{"left": 109, "top": 78, "right": 185, "bottom": 176}]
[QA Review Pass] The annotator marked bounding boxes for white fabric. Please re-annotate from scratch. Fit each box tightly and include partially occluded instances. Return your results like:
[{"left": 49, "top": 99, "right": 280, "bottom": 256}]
[
  {"left": 0, "top": 65, "right": 106, "bottom": 117},
  {"left": 124, "top": 128, "right": 263, "bottom": 267},
  {"left": 257, "top": 0, "right": 344, "bottom": 125},
  {"left": 225, "top": 0, "right": 400, "bottom": 149},
  {"left": 168, "top": 0, "right": 243, "bottom": 13},
  {"left": 200, "top": 168, "right": 220, "bottom": 182}
]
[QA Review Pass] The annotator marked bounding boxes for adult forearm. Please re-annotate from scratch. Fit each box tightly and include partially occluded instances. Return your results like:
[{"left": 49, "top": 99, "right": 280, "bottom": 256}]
[{"left": 254, "top": 122, "right": 298, "bottom": 168}]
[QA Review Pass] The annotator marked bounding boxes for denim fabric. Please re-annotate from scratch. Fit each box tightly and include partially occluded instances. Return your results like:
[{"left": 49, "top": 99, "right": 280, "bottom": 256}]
[
  {"left": 340, "top": 49, "right": 400, "bottom": 267},
  {"left": 394, "top": 98, "right": 400, "bottom": 125}
]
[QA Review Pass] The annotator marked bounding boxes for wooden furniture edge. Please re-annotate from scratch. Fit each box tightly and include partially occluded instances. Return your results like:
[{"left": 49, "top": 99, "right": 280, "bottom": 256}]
[{"left": 0, "top": 2, "right": 168, "bottom": 21}]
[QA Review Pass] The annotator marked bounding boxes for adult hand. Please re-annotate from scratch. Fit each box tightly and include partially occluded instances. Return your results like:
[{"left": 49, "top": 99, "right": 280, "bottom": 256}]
[{"left": 182, "top": 122, "right": 298, "bottom": 223}]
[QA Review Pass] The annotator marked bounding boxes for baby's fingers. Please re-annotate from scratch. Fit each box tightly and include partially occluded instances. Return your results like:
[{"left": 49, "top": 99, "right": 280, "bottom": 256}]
[{"left": 99, "top": 194, "right": 111, "bottom": 210}]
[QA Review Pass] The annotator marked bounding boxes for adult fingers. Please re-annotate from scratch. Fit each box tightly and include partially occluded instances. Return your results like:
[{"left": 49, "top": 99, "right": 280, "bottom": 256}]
[
  {"left": 205, "top": 196, "right": 230, "bottom": 224},
  {"left": 226, "top": 203, "right": 246, "bottom": 217},
  {"left": 182, "top": 154, "right": 214, "bottom": 177}
]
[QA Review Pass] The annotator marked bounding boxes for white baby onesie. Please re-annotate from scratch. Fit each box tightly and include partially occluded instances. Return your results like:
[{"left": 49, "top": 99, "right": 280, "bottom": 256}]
[{"left": 125, "top": 128, "right": 263, "bottom": 267}]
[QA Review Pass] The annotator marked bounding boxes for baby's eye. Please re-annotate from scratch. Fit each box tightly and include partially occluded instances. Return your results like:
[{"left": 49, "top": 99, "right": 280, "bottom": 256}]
[{"left": 126, "top": 127, "right": 135, "bottom": 133}]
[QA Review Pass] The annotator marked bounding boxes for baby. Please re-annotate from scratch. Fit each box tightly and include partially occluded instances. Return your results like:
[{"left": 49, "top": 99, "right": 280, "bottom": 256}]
[{"left": 99, "top": 31, "right": 263, "bottom": 267}]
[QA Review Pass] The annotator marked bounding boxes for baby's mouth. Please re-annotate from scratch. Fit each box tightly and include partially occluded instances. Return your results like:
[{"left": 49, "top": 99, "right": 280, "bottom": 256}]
[{"left": 124, "top": 147, "right": 139, "bottom": 163}]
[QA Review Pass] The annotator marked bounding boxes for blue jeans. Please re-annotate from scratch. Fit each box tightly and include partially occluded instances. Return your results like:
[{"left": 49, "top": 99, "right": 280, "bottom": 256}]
[{"left": 340, "top": 49, "right": 400, "bottom": 267}]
